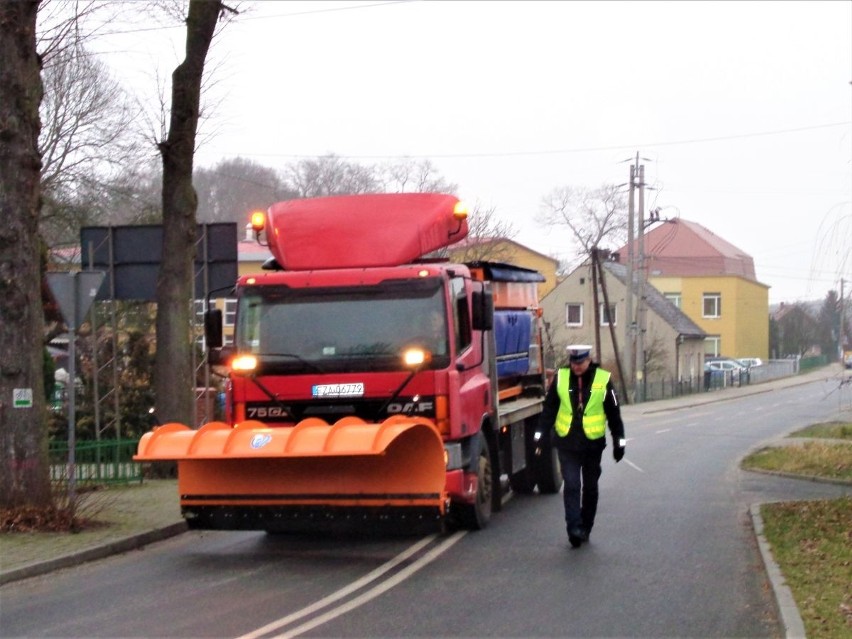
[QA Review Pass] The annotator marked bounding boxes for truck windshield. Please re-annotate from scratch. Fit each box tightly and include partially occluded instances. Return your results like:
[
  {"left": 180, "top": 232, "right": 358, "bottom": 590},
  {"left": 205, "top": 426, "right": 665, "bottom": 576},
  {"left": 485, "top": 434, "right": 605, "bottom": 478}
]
[{"left": 236, "top": 278, "right": 449, "bottom": 371}]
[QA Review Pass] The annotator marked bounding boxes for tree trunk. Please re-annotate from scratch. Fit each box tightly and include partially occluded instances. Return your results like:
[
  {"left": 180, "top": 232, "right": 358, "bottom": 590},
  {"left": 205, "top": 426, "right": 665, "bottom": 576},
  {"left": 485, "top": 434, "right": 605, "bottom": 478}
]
[
  {"left": 0, "top": 1, "right": 52, "bottom": 508},
  {"left": 155, "top": 0, "right": 222, "bottom": 426}
]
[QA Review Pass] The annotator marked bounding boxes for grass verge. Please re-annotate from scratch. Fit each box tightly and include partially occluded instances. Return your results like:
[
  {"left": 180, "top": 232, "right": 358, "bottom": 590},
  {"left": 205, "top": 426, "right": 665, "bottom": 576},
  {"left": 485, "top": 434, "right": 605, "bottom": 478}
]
[
  {"left": 743, "top": 420, "right": 852, "bottom": 639},
  {"left": 760, "top": 498, "right": 851, "bottom": 639},
  {"left": 789, "top": 421, "right": 852, "bottom": 440},
  {"left": 742, "top": 441, "right": 851, "bottom": 481}
]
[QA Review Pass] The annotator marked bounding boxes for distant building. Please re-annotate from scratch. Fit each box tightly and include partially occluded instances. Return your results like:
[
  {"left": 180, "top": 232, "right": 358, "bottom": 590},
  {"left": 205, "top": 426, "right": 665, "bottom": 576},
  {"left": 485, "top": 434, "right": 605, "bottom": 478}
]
[
  {"left": 614, "top": 218, "right": 769, "bottom": 360},
  {"left": 541, "top": 259, "right": 706, "bottom": 386},
  {"left": 445, "top": 237, "right": 560, "bottom": 299}
]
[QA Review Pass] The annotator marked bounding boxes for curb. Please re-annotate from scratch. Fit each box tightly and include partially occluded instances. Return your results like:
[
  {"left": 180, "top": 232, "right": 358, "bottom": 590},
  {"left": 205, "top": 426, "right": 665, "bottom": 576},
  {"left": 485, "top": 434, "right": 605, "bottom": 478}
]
[
  {"left": 0, "top": 522, "right": 187, "bottom": 586},
  {"left": 743, "top": 466, "right": 852, "bottom": 486},
  {"left": 749, "top": 504, "right": 806, "bottom": 639}
]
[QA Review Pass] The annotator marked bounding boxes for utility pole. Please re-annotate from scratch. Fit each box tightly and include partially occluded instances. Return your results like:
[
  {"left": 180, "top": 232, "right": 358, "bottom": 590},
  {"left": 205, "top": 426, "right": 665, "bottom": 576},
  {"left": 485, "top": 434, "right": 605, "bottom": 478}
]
[
  {"left": 625, "top": 164, "right": 635, "bottom": 398},
  {"left": 840, "top": 278, "right": 846, "bottom": 361},
  {"left": 636, "top": 162, "right": 647, "bottom": 403}
]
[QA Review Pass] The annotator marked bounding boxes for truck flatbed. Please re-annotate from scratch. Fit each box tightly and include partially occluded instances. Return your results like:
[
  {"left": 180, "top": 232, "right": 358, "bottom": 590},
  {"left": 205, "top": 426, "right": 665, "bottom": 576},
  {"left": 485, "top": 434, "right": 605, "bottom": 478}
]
[{"left": 497, "top": 395, "right": 544, "bottom": 429}]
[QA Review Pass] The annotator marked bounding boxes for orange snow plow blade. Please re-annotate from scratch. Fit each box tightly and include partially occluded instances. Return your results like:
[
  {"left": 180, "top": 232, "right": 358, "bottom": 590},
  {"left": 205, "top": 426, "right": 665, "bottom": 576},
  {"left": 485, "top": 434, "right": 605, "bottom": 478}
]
[{"left": 134, "top": 416, "right": 448, "bottom": 533}]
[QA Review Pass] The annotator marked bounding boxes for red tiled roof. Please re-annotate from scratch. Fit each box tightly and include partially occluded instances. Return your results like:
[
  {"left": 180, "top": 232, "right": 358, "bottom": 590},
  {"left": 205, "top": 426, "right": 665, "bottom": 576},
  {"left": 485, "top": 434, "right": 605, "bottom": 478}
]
[{"left": 615, "top": 219, "right": 756, "bottom": 279}]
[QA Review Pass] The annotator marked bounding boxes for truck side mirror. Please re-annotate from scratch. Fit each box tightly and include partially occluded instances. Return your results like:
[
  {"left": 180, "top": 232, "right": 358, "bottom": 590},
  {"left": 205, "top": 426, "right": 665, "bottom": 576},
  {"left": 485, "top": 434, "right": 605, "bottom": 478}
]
[
  {"left": 471, "top": 289, "right": 493, "bottom": 331},
  {"left": 204, "top": 308, "right": 223, "bottom": 349}
]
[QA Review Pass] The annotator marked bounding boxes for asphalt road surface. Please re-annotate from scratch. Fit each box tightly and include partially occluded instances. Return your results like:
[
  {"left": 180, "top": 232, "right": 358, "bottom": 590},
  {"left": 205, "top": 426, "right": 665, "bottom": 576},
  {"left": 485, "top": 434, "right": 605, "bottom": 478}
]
[{"left": 3, "top": 376, "right": 850, "bottom": 638}]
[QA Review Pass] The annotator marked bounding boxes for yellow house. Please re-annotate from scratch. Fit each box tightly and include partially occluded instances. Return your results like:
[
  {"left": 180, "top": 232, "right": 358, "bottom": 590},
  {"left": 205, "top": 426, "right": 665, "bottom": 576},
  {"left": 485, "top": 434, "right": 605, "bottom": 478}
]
[
  {"left": 445, "top": 237, "right": 559, "bottom": 299},
  {"left": 615, "top": 219, "right": 770, "bottom": 361},
  {"left": 652, "top": 275, "right": 769, "bottom": 360}
]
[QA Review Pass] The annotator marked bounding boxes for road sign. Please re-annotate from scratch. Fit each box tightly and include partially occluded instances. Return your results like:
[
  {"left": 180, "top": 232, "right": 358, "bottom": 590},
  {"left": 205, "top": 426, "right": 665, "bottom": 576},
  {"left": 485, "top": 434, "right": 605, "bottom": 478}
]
[
  {"left": 46, "top": 271, "right": 106, "bottom": 329},
  {"left": 44, "top": 270, "right": 105, "bottom": 509},
  {"left": 13, "top": 388, "right": 33, "bottom": 408}
]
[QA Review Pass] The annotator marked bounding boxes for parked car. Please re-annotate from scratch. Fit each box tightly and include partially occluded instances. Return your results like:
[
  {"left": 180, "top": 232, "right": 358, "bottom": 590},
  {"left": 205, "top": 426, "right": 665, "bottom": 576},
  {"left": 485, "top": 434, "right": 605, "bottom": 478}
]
[
  {"left": 704, "top": 358, "right": 749, "bottom": 373},
  {"left": 844, "top": 352, "right": 852, "bottom": 369},
  {"left": 737, "top": 357, "right": 763, "bottom": 368}
]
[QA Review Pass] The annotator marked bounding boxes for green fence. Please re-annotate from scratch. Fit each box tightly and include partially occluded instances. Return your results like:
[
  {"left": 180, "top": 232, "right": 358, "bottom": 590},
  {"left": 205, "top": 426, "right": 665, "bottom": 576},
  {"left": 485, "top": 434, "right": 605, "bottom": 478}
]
[
  {"left": 48, "top": 439, "right": 142, "bottom": 486},
  {"left": 799, "top": 354, "right": 829, "bottom": 373}
]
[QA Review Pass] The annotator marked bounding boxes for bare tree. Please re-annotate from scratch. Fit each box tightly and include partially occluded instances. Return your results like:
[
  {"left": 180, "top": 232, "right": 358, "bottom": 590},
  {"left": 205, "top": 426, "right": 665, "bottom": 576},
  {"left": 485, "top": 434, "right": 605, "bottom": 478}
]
[
  {"left": 0, "top": 0, "right": 52, "bottom": 509},
  {"left": 379, "top": 158, "right": 458, "bottom": 194},
  {"left": 284, "top": 154, "right": 380, "bottom": 198},
  {"left": 538, "top": 183, "right": 628, "bottom": 265},
  {"left": 33, "top": 1, "right": 150, "bottom": 250},
  {"left": 195, "top": 157, "right": 294, "bottom": 224},
  {"left": 427, "top": 203, "right": 519, "bottom": 262},
  {"left": 155, "top": 0, "right": 230, "bottom": 426},
  {"left": 36, "top": 0, "right": 116, "bottom": 62},
  {"left": 39, "top": 44, "right": 144, "bottom": 244},
  {"left": 82, "top": 159, "right": 163, "bottom": 227},
  {"left": 443, "top": 204, "right": 520, "bottom": 262}
]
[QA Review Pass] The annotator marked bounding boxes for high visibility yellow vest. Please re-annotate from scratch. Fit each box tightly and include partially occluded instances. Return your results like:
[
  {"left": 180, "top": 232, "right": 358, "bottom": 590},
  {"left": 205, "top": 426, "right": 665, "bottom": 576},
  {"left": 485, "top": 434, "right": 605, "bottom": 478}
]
[{"left": 554, "top": 368, "right": 611, "bottom": 439}]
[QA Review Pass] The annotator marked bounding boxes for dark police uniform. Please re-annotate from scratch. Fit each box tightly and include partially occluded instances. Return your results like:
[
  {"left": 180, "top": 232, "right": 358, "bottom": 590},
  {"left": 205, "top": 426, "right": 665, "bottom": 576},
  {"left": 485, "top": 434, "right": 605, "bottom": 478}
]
[{"left": 539, "top": 353, "right": 625, "bottom": 547}]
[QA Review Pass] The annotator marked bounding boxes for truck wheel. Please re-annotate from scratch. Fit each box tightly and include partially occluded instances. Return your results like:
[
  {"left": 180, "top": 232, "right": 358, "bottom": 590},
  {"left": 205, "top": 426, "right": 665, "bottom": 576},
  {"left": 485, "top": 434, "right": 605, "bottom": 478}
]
[
  {"left": 534, "top": 443, "right": 562, "bottom": 494},
  {"left": 455, "top": 433, "right": 493, "bottom": 530}
]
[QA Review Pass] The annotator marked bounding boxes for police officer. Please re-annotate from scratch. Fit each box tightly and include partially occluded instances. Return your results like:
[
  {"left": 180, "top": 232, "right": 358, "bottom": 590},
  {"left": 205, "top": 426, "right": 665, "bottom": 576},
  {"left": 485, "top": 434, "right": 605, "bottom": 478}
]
[{"left": 539, "top": 344, "right": 626, "bottom": 548}]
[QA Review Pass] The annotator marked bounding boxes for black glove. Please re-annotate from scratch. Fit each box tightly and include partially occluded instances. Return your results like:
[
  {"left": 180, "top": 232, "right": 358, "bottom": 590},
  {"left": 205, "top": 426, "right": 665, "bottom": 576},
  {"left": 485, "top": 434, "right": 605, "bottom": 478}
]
[{"left": 613, "top": 446, "right": 625, "bottom": 462}]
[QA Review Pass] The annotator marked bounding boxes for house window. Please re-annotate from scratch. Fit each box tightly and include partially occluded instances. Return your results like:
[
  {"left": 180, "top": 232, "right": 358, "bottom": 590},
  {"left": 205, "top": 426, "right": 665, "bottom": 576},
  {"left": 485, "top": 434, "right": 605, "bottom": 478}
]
[
  {"left": 704, "top": 336, "right": 721, "bottom": 357},
  {"left": 599, "top": 303, "right": 617, "bottom": 326},
  {"left": 194, "top": 299, "right": 206, "bottom": 323},
  {"left": 565, "top": 303, "right": 583, "bottom": 327},
  {"left": 224, "top": 298, "right": 237, "bottom": 327},
  {"left": 703, "top": 293, "right": 721, "bottom": 318},
  {"left": 664, "top": 292, "right": 681, "bottom": 309}
]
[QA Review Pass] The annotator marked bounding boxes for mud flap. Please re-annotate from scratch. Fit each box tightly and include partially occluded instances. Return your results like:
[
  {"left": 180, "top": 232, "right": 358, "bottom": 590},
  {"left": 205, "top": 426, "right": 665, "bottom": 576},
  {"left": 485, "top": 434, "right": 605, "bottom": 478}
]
[{"left": 134, "top": 416, "right": 448, "bottom": 531}]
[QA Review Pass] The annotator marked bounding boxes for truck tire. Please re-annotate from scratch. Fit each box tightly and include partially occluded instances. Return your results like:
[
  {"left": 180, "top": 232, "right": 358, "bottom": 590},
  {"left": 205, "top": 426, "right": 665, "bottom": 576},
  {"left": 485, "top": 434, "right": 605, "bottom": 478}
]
[
  {"left": 534, "top": 443, "right": 562, "bottom": 494},
  {"left": 454, "top": 432, "right": 493, "bottom": 530}
]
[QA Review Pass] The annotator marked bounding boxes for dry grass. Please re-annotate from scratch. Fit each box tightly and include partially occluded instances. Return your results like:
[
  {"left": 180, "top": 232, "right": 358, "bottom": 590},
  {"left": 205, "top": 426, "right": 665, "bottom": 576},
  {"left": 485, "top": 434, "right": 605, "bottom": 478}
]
[
  {"left": 790, "top": 421, "right": 852, "bottom": 440},
  {"left": 0, "top": 484, "right": 112, "bottom": 533},
  {"left": 745, "top": 421, "right": 852, "bottom": 639},
  {"left": 760, "top": 498, "right": 852, "bottom": 639},
  {"left": 742, "top": 441, "right": 851, "bottom": 481}
]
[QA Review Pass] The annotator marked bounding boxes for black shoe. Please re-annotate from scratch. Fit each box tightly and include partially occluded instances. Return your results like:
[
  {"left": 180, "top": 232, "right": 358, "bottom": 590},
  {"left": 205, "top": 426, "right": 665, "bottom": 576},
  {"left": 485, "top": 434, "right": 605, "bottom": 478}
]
[
  {"left": 568, "top": 525, "right": 587, "bottom": 546},
  {"left": 570, "top": 526, "right": 589, "bottom": 542}
]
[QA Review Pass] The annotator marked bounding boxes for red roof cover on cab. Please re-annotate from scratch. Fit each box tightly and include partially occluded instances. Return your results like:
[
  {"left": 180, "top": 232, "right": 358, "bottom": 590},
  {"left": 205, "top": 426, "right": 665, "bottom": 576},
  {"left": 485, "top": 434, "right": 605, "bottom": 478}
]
[{"left": 265, "top": 193, "right": 468, "bottom": 270}]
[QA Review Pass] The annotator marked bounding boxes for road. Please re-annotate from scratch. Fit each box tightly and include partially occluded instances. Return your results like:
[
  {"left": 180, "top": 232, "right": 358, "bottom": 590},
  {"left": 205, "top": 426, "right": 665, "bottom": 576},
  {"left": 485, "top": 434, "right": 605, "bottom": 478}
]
[{"left": 2, "top": 376, "right": 850, "bottom": 638}]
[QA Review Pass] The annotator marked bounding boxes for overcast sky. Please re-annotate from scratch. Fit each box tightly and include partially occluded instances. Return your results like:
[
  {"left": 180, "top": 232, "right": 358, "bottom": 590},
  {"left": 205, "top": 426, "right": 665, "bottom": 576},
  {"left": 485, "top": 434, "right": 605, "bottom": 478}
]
[{"left": 93, "top": 0, "right": 851, "bottom": 305}]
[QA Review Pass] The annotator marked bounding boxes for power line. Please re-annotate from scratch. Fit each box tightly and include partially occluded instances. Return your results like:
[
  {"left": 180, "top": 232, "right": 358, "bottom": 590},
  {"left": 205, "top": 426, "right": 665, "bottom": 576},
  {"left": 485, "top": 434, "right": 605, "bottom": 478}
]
[
  {"left": 89, "top": 1, "right": 413, "bottom": 38},
  {"left": 194, "top": 121, "right": 852, "bottom": 161}
]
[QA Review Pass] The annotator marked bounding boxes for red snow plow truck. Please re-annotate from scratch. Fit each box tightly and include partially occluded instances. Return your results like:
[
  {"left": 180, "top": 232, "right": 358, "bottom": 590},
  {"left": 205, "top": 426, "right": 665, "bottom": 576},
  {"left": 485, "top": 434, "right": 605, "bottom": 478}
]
[{"left": 135, "top": 193, "right": 561, "bottom": 533}]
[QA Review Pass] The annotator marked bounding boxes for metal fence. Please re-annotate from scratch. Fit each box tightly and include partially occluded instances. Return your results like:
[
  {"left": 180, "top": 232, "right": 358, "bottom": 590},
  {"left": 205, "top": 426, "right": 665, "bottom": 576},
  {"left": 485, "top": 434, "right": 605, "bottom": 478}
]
[
  {"left": 635, "top": 358, "right": 811, "bottom": 403},
  {"left": 48, "top": 439, "right": 142, "bottom": 486}
]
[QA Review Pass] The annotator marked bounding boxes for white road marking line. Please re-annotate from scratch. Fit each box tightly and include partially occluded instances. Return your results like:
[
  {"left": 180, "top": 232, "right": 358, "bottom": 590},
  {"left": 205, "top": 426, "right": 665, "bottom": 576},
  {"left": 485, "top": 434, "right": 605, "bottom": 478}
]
[
  {"left": 273, "top": 532, "right": 468, "bottom": 639},
  {"left": 624, "top": 459, "right": 645, "bottom": 473},
  {"left": 236, "top": 534, "right": 442, "bottom": 639},
  {"left": 655, "top": 428, "right": 671, "bottom": 434}
]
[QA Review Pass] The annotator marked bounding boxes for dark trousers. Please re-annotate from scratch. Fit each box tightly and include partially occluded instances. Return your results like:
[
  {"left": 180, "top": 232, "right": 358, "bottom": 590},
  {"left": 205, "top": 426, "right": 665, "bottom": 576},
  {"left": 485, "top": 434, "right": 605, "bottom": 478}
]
[{"left": 557, "top": 447, "right": 603, "bottom": 532}]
